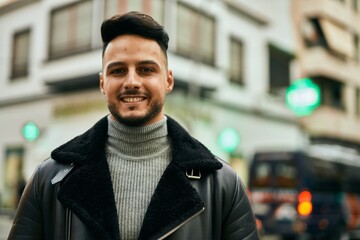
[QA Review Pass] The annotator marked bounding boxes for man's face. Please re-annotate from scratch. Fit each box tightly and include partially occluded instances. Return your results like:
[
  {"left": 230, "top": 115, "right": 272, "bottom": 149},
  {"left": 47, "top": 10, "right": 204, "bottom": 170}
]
[{"left": 100, "top": 35, "right": 174, "bottom": 126}]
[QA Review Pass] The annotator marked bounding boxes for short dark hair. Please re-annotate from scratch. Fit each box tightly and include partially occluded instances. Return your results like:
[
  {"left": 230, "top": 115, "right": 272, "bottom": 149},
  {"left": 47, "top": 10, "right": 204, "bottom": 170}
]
[{"left": 101, "top": 11, "right": 169, "bottom": 57}]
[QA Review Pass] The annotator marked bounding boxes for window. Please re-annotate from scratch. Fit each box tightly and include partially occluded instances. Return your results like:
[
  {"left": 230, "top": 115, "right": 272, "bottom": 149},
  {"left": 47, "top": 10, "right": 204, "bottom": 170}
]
[
  {"left": 302, "top": 18, "right": 352, "bottom": 58},
  {"left": 275, "top": 162, "right": 296, "bottom": 188},
  {"left": 308, "top": 157, "right": 343, "bottom": 191},
  {"left": 104, "top": 0, "right": 120, "bottom": 19},
  {"left": 353, "top": 0, "right": 359, "bottom": 12},
  {"left": 49, "top": 1, "right": 93, "bottom": 59},
  {"left": 301, "top": 18, "right": 327, "bottom": 48},
  {"left": 313, "top": 77, "right": 345, "bottom": 110},
  {"left": 252, "top": 161, "right": 296, "bottom": 189},
  {"left": 356, "top": 88, "right": 360, "bottom": 116},
  {"left": 2, "top": 146, "right": 25, "bottom": 209},
  {"left": 104, "top": 0, "right": 164, "bottom": 24},
  {"left": 253, "top": 162, "right": 272, "bottom": 188},
  {"left": 11, "top": 29, "right": 30, "bottom": 79},
  {"left": 268, "top": 44, "right": 293, "bottom": 95},
  {"left": 176, "top": 3, "right": 215, "bottom": 65},
  {"left": 229, "top": 37, "right": 244, "bottom": 85},
  {"left": 354, "top": 34, "right": 360, "bottom": 62}
]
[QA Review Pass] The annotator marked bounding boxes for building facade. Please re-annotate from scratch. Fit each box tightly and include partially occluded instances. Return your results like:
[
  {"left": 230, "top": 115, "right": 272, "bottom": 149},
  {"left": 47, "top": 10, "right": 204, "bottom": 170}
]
[
  {"left": 292, "top": 0, "right": 360, "bottom": 149},
  {"left": 0, "top": 0, "right": 304, "bottom": 209}
]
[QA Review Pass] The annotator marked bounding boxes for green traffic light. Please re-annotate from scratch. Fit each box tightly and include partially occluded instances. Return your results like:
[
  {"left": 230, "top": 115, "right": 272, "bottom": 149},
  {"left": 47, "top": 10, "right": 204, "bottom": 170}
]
[
  {"left": 217, "top": 128, "right": 240, "bottom": 153},
  {"left": 286, "top": 78, "right": 320, "bottom": 116},
  {"left": 22, "top": 121, "right": 40, "bottom": 142}
]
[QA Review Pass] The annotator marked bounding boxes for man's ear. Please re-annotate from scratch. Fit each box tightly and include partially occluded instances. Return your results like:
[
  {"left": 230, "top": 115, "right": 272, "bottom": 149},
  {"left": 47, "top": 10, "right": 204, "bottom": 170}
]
[
  {"left": 166, "top": 70, "right": 174, "bottom": 93},
  {"left": 99, "top": 72, "right": 105, "bottom": 95}
]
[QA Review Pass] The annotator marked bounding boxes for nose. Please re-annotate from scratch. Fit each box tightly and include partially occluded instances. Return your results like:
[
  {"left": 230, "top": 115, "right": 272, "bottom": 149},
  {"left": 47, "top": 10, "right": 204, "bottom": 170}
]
[{"left": 123, "top": 69, "right": 141, "bottom": 89}]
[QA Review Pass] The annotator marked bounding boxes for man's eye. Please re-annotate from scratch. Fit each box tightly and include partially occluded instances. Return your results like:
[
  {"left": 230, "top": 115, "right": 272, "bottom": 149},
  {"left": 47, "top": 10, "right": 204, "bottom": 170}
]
[
  {"left": 110, "top": 69, "right": 126, "bottom": 74},
  {"left": 139, "top": 68, "right": 154, "bottom": 73}
]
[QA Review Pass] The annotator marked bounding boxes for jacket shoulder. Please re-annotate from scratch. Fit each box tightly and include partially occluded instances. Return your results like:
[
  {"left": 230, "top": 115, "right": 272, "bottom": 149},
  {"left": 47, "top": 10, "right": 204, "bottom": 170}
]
[
  {"left": 212, "top": 157, "right": 259, "bottom": 239},
  {"left": 8, "top": 158, "right": 74, "bottom": 239},
  {"left": 213, "top": 157, "right": 242, "bottom": 186},
  {"left": 35, "top": 158, "right": 75, "bottom": 186}
]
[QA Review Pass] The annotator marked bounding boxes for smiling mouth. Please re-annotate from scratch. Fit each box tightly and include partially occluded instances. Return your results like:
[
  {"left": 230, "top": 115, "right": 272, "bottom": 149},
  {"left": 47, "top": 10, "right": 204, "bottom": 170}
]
[{"left": 121, "top": 97, "right": 146, "bottom": 103}]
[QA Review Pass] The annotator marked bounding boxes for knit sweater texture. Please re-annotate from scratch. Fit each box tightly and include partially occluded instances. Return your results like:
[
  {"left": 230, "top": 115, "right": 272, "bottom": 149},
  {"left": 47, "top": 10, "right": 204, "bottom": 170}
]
[{"left": 105, "top": 116, "right": 171, "bottom": 240}]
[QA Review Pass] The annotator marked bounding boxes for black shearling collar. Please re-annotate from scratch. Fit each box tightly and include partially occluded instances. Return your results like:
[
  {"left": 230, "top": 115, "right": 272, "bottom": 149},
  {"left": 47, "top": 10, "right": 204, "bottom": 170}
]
[
  {"left": 51, "top": 115, "right": 222, "bottom": 240},
  {"left": 52, "top": 115, "right": 222, "bottom": 171}
]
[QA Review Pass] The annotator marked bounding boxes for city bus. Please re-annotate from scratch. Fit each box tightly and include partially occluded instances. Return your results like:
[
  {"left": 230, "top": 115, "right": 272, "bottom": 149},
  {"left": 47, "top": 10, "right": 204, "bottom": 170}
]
[{"left": 248, "top": 144, "right": 360, "bottom": 240}]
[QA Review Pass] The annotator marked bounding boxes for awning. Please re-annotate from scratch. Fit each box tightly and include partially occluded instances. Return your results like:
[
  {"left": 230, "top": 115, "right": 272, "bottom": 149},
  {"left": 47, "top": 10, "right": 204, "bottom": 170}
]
[{"left": 319, "top": 18, "right": 353, "bottom": 58}]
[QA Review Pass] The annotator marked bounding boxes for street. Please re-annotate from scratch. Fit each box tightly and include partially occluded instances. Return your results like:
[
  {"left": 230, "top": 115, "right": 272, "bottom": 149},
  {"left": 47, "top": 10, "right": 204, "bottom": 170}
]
[{"left": 0, "top": 215, "right": 12, "bottom": 240}]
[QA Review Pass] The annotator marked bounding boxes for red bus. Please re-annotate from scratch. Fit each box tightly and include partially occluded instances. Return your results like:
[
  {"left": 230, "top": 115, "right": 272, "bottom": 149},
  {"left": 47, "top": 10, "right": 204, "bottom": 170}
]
[{"left": 249, "top": 145, "right": 360, "bottom": 240}]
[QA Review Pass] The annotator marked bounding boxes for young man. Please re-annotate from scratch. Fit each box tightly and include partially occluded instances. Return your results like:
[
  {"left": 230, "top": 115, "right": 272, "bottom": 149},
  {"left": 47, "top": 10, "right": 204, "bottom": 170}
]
[{"left": 8, "top": 12, "right": 259, "bottom": 240}]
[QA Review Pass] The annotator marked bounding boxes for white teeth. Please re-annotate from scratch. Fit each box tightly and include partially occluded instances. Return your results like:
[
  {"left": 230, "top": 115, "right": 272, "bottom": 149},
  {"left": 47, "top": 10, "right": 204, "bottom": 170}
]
[{"left": 122, "top": 97, "right": 144, "bottom": 103}]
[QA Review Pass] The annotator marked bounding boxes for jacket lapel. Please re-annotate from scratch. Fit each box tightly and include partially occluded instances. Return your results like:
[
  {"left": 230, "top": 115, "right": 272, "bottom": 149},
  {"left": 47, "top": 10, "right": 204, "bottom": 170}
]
[
  {"left": 139, "top": 117, "right": 222, "bottom": 239},
  {"left": 138, "top": 163, "right": 204, "bottom": 240},
  {"left": 51, "top": 117, "right": 120, "bottom": 240}
]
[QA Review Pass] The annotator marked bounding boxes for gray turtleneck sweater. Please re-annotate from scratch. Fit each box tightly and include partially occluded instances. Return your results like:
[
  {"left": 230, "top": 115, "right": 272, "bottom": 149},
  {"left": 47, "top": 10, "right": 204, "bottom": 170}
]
[{"left": 105, "top": 116, "right": 172, "bottom": 240}]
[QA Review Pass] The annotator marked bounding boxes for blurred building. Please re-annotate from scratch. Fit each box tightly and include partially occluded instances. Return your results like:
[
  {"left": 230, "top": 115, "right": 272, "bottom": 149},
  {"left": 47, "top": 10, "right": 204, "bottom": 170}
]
[
  {"left": 0, "top": 0, "right": 304, "bottom": 209},
  {"left": 292, "top": 0, "right": 360, "bottom": 150}
]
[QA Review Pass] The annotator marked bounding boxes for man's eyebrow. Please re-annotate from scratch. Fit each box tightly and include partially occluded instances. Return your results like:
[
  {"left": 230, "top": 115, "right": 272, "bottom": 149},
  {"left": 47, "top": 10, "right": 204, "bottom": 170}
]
[
  {"left": 105, "top": 60, "right": 160, "bottom": 71},
  {"left": 139, "top": 60, "right": 159, "bottom": 65},
  {"left": 105, "top": 61, "right": 126, "bottom": 71},
  {"left": 138, "top": 60, "right": 160, "bottom": 67}
]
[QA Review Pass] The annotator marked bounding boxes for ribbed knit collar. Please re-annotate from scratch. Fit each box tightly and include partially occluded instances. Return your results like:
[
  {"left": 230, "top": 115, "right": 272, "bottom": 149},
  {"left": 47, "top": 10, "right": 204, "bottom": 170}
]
[{"left": 106, "top": 115, "right": 170, "bottom": 159}]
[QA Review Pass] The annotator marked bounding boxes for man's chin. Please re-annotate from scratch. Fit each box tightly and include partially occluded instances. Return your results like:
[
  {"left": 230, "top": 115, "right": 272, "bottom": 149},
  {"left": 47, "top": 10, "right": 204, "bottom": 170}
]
[
  {"left": 112, "top": 113, "right": 150, "bottom": 127},
  {"left": 109, "top": 101, "right": 163, "bottom": 127}
]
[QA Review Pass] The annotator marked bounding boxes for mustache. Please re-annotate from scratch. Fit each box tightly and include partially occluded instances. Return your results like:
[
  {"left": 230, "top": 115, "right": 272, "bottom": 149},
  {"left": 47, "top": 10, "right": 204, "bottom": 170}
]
[{"left": 117, "top": 89, "right": 150, "bottom": 98}]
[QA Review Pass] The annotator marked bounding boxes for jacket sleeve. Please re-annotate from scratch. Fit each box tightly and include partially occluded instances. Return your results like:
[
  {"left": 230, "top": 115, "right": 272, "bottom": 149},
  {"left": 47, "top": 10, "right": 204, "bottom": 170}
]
[
  {"left": 221, "top": 169, "right": 260, "bottom": 240},
  {"left": 8, "top": 165, "right": 44, "bottom": 240}
]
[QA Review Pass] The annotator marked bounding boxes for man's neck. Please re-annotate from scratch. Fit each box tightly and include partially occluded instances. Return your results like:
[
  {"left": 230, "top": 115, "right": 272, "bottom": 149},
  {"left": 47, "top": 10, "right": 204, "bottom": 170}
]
[{"left": 106, "top": 115, "right": 169, "bottom": 159}]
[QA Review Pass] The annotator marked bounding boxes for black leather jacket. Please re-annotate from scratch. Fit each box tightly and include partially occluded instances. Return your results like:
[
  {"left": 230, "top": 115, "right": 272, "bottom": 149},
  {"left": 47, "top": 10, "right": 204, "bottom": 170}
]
[{"left": 8, "top": 116, "right": 259, "bottom": 240}]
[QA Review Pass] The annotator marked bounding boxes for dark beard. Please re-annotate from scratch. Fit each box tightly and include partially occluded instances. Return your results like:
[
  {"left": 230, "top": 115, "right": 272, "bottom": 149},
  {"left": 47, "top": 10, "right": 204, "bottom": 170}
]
[{"left": 108, "top": 100, "right": 163, "bottom": 127}]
